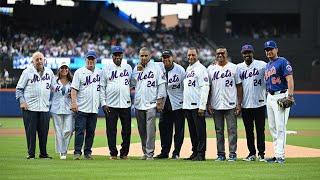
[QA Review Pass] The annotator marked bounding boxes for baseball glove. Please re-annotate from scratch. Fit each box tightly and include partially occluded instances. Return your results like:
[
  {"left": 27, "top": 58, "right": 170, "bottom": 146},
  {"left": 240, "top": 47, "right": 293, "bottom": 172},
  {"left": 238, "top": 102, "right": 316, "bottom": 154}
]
[{"left": 277, "top": 97, "right": 295, "bottom": 109}]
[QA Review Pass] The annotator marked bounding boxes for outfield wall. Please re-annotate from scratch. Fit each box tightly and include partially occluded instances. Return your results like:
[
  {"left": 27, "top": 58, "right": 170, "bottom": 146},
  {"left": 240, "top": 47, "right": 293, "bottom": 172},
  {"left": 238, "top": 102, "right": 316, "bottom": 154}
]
[{"left": 0, "top": 90, "right": 319, "bottom": 117}]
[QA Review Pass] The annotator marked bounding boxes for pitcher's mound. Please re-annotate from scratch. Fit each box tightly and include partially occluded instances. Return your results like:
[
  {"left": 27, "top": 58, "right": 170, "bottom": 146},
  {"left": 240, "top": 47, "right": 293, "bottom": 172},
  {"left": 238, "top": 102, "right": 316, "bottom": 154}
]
[{"left": 80, "top": 138, "right": 320, "bottom": 158}]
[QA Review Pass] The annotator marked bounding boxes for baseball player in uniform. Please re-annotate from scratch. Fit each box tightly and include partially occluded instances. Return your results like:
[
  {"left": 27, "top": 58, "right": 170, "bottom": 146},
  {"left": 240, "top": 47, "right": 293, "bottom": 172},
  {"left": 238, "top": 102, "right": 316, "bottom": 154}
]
[
  {"left": 50, "top": 62, "right": 74, "bottom": 160},
  {"left": 155, "top": 50, "right": 185, "bottom": 160},
  {"left": 132, "top": 47, "right": 166, "bottom": 160},
  {"left": 71, "top": 50, "right": 102, "bottom": 160},
  {"left": 16, "top": 51, "right": 54, "bottom": 159},
  {"left": 100, "top": 46, "right": 132, "bottom": 160},
  {"left": 207, "top": 46, "right": 243, "bottom": 162},
  {"left": 237, "top": 45, "right": 267, "bottom": 161},
  {"left": 183, "top": 48, "right": 209, "bottom": 161},
  {"left": 264, "top": 40, "right": 295, "bottom": 163}
]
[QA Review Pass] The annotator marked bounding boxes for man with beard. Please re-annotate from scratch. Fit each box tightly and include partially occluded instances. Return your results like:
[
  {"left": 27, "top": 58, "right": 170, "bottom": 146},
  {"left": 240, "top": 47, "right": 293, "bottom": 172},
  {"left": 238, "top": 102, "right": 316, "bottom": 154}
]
[
  {"left": 100, "top": 46, "right": 132, "bottom": 160},
  {"left": 237, "top": 44, "right": 267, "bottom": 162}
]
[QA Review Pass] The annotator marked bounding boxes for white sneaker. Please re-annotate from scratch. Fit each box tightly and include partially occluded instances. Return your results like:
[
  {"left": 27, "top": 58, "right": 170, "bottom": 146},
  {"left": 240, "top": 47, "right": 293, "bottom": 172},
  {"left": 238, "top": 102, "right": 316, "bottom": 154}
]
[{"left": 60, "top": 153, "right": 67, "bottom": 160}]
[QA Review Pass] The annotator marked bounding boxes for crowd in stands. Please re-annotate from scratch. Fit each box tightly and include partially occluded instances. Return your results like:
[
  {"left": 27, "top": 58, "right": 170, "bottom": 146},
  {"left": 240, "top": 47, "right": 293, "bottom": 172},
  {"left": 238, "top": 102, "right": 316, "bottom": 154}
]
[{"left": 0, "top": 26, "right": 214, "bottom": 70}]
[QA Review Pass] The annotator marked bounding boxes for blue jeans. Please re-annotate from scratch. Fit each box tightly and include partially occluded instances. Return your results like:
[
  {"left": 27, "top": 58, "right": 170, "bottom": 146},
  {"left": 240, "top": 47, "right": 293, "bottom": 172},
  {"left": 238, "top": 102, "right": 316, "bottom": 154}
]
[{"left": 74, "top": 111, "right": 97, "bottom": 155}]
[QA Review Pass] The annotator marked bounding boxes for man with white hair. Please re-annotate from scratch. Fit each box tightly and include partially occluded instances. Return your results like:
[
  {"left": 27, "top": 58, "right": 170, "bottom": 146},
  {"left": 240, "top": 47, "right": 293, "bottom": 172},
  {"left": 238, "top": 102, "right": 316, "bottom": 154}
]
[{"left": 16, "top": 51, "right": 55, "bottom": 159}]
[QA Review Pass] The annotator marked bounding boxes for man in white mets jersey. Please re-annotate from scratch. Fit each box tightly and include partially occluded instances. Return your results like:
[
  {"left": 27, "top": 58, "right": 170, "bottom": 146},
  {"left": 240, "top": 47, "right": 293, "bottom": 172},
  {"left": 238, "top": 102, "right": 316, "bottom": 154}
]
[
  {"left": 207, "top": 46, "right": 243, "bottom": 162},
  {"left": 237, "top": 44, "right": 266, "bottom": 162},
  {"left": 16, "top": 51, "right": 54, "bottom": 159},
  {"left": 132, "top": 47, "right": 166, "bottom": 160},
  {"left": 183, "top": 47, "right": 209, "bottom": 161},
  {"left": 71, "top": 50, "right": 102, "bottom": 160},
  {"left": 155, "top": 50, "right": 185, "bottom": 160},
  {"left": 100, "top": 46, "right": 132, "bottom": 160}
]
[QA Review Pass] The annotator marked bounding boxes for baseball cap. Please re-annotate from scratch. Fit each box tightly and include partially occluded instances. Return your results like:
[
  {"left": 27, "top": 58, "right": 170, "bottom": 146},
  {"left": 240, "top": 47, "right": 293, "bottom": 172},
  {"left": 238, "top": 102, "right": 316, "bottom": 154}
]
[
  {"left": 111, "top": 46, "right": 124, "bottom": 54},
  {"left": 162, "top": 49, "right": 173, "bottom": 57},
  {"left": 86, "top": 50, "right": 97, "bottom": 59},
  {"left": 241, "top": 44, "right": 254, "bottom": 53},
  {"left": 264, "top": 40, "right": 277, "bottom": 50},
  {"left": 59, "top": 62, "right": 69, "bottom": 69}
]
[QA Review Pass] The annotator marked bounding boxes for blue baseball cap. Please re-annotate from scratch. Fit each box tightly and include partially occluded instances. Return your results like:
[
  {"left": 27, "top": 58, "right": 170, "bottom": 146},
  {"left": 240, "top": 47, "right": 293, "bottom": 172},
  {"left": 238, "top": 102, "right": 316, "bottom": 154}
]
[
  {"left": 86, "top": 50, "right": 97, "bottom": 59},
  {"left": 111, "top": 46, "right": 124, "bottom": 54},
  {"left": 241, "top": 44, "right": 254, "bottom": 53},
  {"left": 264, "top": 40, "right": 277, "bottom": 50}
]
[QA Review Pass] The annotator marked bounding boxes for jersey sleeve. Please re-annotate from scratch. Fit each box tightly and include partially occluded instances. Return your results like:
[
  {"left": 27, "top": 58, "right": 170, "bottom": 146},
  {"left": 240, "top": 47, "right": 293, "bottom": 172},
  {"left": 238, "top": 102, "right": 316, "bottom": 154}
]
[
  {"left": 15, "top": 69, "right": 29, "bottom": 102},
  {"left": 198, "top": 67, "right": 209, "bottom": 87},
  {"left": 100, "top": 68, "right": 107, "bottom": 107},
  {"left": 282, "top": 59, "right": 293, "bottom": 77},
  {"left": 157, "top": 66, "right": 167, "bottom": 85},
  {"left": 235, "top": 66, "right": 242, "bottom": 85},
  {"left": 71, "top": 69, "right": 80, "bottom": 91}
]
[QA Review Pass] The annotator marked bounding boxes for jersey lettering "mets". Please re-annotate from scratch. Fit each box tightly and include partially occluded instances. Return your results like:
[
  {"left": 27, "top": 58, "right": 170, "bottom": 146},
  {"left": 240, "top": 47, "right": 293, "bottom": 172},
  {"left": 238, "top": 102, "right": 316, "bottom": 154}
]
[
  {"left": 137, "top": 71, "right": 154, "bottom": 81},
  {"left": 109, "top": 69, "right": 129, "bottom": 80},
  {"left": 186, "top": 70, "right": 195, "bottom": 78},
  {"left": 239, "top": 68, "right": 259, "bottom": 80},
  {"left": 83, "top": 74, "right": 100, "bottom": 86},
  {"left": 265, "top": 66, "right": 281, "bottom": 84},
  {"left": 212, "top": 70, "right": 231, "bottom": 80},
  {"left": 30, "top": 73, "right": 51, "bottom": 83},
  {"left": 168, "top": 74, "right": 179, "bottom": 83}
]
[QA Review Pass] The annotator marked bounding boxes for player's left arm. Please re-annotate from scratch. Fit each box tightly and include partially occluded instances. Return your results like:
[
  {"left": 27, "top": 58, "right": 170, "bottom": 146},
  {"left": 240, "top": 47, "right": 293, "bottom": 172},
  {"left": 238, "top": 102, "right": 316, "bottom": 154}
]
[
  {"left": 235, "top": 67, "right": 243, "bottom": 115},
  {"left": 285, "top": 74, "right": 294, "bottom": 100},
  {"left": 156, "top": 69, "right": 167, "bottom": 112}
]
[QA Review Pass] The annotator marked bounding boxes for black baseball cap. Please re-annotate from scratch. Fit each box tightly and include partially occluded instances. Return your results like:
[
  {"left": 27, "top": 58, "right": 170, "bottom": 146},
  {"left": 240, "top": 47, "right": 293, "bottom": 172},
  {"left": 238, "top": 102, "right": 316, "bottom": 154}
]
[{"left": 162, "top": 50, "right": 173, "bottom": 57}]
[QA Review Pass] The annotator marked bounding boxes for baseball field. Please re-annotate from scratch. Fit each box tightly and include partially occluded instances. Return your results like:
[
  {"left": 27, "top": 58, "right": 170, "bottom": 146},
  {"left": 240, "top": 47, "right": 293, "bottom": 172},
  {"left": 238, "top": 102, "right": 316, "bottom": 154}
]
[{"left": 0, "top": 117, "right": 320, "bottom": 179}]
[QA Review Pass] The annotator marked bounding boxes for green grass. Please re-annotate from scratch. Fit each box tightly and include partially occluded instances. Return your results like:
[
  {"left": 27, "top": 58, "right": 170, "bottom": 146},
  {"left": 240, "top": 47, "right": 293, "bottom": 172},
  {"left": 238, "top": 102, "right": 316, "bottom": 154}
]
[{"left": 0, "top": 118, "right": 320, "bottom": 179}]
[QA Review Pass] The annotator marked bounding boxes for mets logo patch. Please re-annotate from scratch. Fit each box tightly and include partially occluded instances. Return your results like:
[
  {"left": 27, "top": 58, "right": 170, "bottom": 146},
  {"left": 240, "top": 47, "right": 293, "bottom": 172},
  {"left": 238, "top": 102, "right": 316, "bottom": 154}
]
[
  {"left": 204, "top": 77, "right": 208, "bottom": 82},
  {"left": 286, "top": 65, "right": 292, "bottom": 72}
]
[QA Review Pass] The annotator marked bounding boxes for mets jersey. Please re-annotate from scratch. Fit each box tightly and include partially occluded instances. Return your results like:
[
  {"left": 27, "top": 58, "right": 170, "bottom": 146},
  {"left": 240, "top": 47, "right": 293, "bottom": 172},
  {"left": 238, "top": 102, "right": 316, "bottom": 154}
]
[
  {"left": 100, "top": 61, "right": 132, "bottom": 108},
  {"left": 160, "top": 62, "right": 185, "bottom": 111},
  {"left": 16, "top": 65, "right": 54, "bottom": 112},
  {"left": 207, "top": 62, "right": 241, "bottom": 110},
  {"left": 132, "top": 61, "right": 167, "bottom": 110},
  {"left": 71, "top": 67, "right": 101, "bottom": 114},
  {"left": 237, "top": 59, "right": 267, "bottom": 108},
  {"left": 183, "top": 61, "right": 209, "bottom": 110},
  {"left": 264, "top": 57, "right": 293, "bottom": 92},
  {"left": 50, "top": 77, "right": 72, "bottom": 114}
]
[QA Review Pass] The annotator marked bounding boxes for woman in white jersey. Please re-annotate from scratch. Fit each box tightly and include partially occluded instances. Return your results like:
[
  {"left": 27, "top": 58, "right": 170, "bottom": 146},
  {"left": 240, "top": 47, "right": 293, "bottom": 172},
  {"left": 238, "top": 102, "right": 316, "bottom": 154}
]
[{"left": 50, "top": 62, "right": 74, "bottom": 160}]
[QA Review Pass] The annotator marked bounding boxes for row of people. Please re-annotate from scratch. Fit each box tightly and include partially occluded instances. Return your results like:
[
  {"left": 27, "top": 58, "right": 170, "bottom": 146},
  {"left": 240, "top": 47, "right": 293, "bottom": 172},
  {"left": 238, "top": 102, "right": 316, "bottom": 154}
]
[{"left": 15, "top": 40, "right": 294, "bottom": 164}]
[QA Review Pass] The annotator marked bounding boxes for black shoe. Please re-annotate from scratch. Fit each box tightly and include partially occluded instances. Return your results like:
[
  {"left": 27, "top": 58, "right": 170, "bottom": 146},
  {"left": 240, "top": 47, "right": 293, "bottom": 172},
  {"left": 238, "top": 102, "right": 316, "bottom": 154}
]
[
  {"left": 171, "top": 154, "right": 180, "bottom": 160},
  {"left": 26, "top": 155, "right": 35, "bottom": 160},
  {"left": 155, "top": 154, "right": 169, "bottom": 159},
  {"left": 266, "top": 157, "right": 277, "bottom": 163},
  {"left": 39, "top": 154, "right": 52, "bottom": 159},
  {"left": 192, "top": 155, "right": 206, "bottom": 161},
  {"left": 184, "top": 153, "right": 197, "bottom": 160}
]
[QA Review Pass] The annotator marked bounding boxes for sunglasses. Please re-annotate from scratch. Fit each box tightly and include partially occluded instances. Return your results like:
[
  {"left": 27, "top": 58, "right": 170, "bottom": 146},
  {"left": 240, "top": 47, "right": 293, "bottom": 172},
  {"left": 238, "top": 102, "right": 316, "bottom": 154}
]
[{"left": 60, "top": 66, "right": 68, "bottom": 69}]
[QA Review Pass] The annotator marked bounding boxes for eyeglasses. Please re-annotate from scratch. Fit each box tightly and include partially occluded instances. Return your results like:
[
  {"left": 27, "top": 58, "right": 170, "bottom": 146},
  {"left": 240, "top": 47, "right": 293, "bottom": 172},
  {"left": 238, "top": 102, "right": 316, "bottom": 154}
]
[{"left": 265, "top": 48, "right": 274, "bottom": 52}]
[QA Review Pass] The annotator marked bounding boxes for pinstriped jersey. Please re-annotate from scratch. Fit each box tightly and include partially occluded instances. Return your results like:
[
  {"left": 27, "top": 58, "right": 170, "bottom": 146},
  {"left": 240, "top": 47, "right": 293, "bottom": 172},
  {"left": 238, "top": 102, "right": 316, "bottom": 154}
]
[
  {"left": 132, "top": 61, "right": 166, "bottom": 110},
  {"left": 16, "top": 65, "right": 54, "bottom": 112},
  {"left": 50, "top": 76, "right": 73, "bottom": 114},
  {"left": 71, "top": 67, "right": 101, "bottom": 114},
  {"left": 160, "top": 62, "right": 185, "bottom": 111},
  {"left": 100, "top": 61, "right": 132, "bottom": 108},
  {"left": 207, "top": 62, "right": 241, "bottom": 110},
  {"left": 237, "top": 59, "right": 267, "bottom": 108},
  {"left": 183, "top": 61, "right": 209, "bottom": 110}
]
